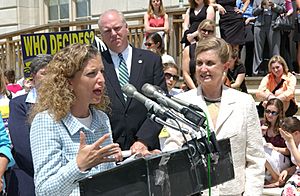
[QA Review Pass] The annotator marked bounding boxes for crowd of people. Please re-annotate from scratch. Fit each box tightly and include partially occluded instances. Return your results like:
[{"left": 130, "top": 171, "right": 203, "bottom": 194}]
[{"left": 0, "top": 0, "right": 300, "bottom": 195}]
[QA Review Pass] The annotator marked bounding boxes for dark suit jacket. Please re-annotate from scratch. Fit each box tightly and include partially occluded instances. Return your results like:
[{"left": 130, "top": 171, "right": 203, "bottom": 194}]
[
  {"left": 101, "top": 47, "right": 167, "bottom": 150},
  {"left": 253, "top": 0, "right": 285, "bottom": 27},
  {"left": 7, "top": 94, "right": 35, "bottom": 196}
]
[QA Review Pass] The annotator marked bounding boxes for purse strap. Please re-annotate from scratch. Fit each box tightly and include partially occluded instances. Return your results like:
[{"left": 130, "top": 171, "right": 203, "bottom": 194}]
[{"left": 271, "top": 79, "right": 285, "bottom": 94}]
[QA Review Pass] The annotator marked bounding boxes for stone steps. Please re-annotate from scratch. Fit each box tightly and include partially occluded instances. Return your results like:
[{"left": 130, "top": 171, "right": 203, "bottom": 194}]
[
  {"left": 246, "top": 76, "right": 299, "bottom": 194},
  {"left": 249, "top": 89, "right": 300, "bottom": 102},
  {"left": 263, "top": 188, "right": 283, "bottom": 196},
  {"left": 263, "top": 187, "right": 283, "bottom": 196},
  {"left": 245, "top": 76, "right": 300, "bottom": 89}
]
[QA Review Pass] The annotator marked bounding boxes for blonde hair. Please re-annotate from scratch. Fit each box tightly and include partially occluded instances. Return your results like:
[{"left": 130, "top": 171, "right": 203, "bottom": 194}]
[
  {"left": 195, "top": 37, "right": 231, "bottom": 64},
  {"left": 30, "top": 43, "right": 110, "bottom": 122},
  {"left": 147, "top": 0, "right": 166, "bottom": 17},
  {"left": 197, "top": 19, "right": 216, "bottom": 40},
  {"left": 0, "top": 67, "right": 7, "bottom": 95},
  {"left": 268, "top": 55, "right": 289, "bottom": 75}
]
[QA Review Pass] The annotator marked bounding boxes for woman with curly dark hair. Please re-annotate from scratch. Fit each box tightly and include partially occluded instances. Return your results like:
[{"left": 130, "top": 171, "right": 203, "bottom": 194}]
[{"left": 29, "top": 43, "right": 122, "bottom": 196}]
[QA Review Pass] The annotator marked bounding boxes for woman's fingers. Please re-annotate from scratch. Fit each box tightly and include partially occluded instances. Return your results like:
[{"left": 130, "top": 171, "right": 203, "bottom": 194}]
[
  {"left": 79, "top": 131, "right": 87, "bottom": 148},
  {"left": 93, "top": 133, "right": 110, "bottom": 149},
  {"left": 279, "top": 128, "right": 289, "bottom": 138},
  {"left": 99, "top": 147, "right": 120, "bottom": 158},
  {"left": 97, "top": 144, "right": 122, "bottom": 162}
]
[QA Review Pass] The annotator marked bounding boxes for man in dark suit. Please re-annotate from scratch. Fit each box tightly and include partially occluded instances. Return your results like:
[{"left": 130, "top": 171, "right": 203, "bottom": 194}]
[
  {"left": 98, "top": 9, "right": 167, "bottom": 155},
  {"left": 7, "top": 54, "right": 52, "bottom": 196}
]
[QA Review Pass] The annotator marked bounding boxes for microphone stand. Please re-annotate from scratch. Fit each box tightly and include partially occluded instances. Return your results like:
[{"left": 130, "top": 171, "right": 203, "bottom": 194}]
[
  {"left": 163, "top": 109, "right": 220, "bottom": 162},
  {"left": 149, "top": 110, "right": 222, "bottom": 195},
  {"left": 149, "top": 87, "right": 221, "bottom": 160},
  {"left": 149, "top": 113, "right": 204, "bottom": 195},
  {"left": 165, "top": 108, "right": 206, "bottom": 138}
]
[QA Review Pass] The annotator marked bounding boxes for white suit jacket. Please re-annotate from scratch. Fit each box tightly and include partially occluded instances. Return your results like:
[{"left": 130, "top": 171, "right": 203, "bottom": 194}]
[{"left": 163, "top": 85, "right": 265, "bottom": 196}]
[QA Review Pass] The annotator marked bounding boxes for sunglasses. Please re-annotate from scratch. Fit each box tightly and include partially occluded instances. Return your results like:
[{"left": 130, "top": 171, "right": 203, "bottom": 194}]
[
  {"left": 265, "top": 109, "right": 279, "bottom": 116},
  {"left": 201, "top": 29, "right": 214, "bottom": 34},
  {"left": 164, "top": 72, "right": 179, "bottom": 81},
  {"left": 144, "top": 42, "right": 154, "bottom": 47}
]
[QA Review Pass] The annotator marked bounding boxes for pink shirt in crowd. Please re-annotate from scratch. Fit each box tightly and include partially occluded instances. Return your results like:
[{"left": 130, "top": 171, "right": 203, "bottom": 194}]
[
  {"left": 6, "top": 83, "right": 23, "bottom": 93},
  {"left": 286, "top": 0, "right": 293, "bottom": 12}
]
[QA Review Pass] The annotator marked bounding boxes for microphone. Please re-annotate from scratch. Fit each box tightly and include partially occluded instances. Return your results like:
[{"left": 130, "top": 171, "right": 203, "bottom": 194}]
[
  {"left": 121, "top": 84, "right": 174, "bottom": 119},
  {"left": 141, "top": 83, "right": 206, "bottom": 128},
  {"left": 148, "top": 113, "right": 192, "bottom": 135},
  {"left": 151, "top": 85, "right": 203, "bottom": 113},
  {"left": 168, "top": 96, "right": 203, "bottom": 113}
]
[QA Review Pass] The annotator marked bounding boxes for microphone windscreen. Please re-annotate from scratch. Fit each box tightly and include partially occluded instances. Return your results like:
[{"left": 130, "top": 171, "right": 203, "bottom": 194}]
[
  {"left": 141, "top": 83, "right": 157, "bottom": 98},
  {"left": 121, "top": 83, "right": 136, "bottom": 97}
]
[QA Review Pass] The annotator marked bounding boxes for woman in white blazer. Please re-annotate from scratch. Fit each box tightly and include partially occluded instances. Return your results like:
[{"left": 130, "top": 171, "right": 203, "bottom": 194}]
[{"left": 163, "top": 37, "right": 265, "bottom": 195}]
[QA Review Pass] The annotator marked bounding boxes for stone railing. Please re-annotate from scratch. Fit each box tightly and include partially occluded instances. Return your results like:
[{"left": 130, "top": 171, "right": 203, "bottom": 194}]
[{"left": 0, "top": 7, "right": 186, "bottom": 79}]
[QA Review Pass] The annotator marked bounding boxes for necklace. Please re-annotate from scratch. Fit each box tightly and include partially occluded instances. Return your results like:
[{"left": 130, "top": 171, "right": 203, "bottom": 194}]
[
  {"left": 153, "top": 10, "right": 160, "bottom": 18},
  {"left": 203, "top": 96, "right": 221, "bottom": 103}
]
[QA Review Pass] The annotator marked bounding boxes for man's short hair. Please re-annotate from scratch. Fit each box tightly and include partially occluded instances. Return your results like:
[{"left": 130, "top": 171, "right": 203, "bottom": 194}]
[
  {"left": 98, "top": 9, "right": 127, "bottom": 32},
  {"left": 30, "top": 54, "right": 53, "bottom": 74}
]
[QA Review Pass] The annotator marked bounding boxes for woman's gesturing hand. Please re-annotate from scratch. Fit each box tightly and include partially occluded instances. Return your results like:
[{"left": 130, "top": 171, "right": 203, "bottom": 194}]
[{"left": 76, "top": 132, "right": 122, "bottom": 172}]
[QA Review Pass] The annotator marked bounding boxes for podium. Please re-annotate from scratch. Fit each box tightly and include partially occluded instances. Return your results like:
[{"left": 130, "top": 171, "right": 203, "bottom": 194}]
[{"left": 79, "top": 138, "right": 234, "bottom": 196}]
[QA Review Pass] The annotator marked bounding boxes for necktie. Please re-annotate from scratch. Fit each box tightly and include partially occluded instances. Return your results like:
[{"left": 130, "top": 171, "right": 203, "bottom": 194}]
[{"left": 118, "top": 53, "right": 129, "bottom": 100}]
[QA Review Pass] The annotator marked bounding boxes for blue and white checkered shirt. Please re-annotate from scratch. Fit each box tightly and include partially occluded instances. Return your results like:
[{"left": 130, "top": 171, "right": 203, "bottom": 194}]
[{"left": 30, "top": 107, "right": 116, "bottom": 196}]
